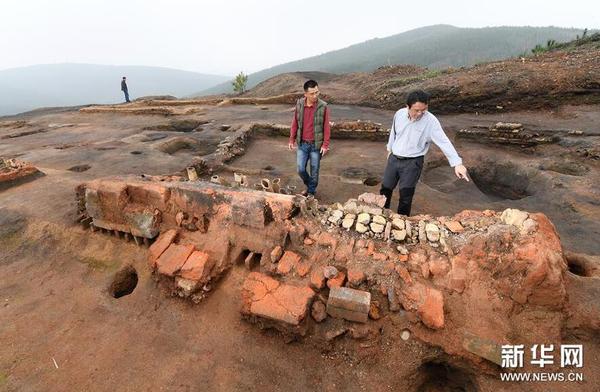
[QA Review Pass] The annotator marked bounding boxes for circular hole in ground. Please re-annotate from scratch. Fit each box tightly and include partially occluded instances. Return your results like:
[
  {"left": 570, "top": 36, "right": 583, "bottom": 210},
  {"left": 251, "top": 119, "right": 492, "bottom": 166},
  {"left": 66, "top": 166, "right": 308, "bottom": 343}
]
[
  {"left": 416, "top": 360, "right": 478, "bottom": 392},
  {"left": 469, "top": 160, "right": 532, "bottom": 200},
  {"left": 340, "top": 167, "right": 371, "bottom": 185},
  {"left": 363, "top": 176, "right": 380, "bottom": 186},
  {"left": 263, "top": 165, "right": 275, "bottom": 171},
  {"left": 157, "top": 137, "right": 217, "bottom": 155},
  {"left": 109, "top": 265, "right": 138, "bottom": 298},
  {"left": 565, "top": 255, "right": 591, "bottom": 277},
  {"left": 68, "top": 164, "right": 91, "bottom": 172}
]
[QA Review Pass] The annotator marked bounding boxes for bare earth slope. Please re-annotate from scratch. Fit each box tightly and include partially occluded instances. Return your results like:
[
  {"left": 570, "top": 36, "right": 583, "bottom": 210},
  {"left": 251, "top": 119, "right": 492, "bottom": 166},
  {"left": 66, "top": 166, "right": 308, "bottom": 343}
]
[{"left": 244, "top": 34, "right": 600, "bottom": 114}]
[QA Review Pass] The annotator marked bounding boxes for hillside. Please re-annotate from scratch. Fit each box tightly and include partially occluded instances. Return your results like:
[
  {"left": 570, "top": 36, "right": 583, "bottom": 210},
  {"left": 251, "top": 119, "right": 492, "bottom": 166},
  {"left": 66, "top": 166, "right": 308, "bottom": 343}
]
[
  {"left": 198, "top": 25, "right": 585, "bottom": 95},
  {"left": 242, "top": 33, "right": 600, "bottom": 114},
  {"left": 0, "top": 64, "right": 230, "bottom": 116}
]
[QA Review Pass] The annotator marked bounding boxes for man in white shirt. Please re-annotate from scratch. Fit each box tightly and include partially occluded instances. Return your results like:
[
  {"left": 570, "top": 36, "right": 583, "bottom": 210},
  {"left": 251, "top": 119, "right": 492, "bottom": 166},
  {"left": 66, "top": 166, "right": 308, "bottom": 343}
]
[{"left": 380, "top": 90, "right": 469, "bottom": 216}]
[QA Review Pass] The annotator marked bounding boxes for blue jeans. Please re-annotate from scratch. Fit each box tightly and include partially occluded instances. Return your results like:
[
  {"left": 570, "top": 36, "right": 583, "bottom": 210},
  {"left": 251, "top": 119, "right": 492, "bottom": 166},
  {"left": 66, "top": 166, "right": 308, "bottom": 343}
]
[
  {"left": 296, "top": 142, "right": 321, "bottom": 194},
  {"left": 123, "top": 90, "right": 130, "bottom": 103}
]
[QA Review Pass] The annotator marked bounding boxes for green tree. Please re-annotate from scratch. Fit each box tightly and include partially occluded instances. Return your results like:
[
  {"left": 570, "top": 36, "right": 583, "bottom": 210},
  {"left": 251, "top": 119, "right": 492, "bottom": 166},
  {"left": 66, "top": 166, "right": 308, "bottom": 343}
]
[{"left": 232, "top": 72, "right": 248, "bottom": 94}]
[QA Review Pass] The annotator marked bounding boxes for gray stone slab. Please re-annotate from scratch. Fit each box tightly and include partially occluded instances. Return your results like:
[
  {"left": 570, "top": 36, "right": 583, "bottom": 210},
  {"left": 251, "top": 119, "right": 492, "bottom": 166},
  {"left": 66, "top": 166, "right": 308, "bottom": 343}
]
[
  {"left": 328, "top": 286, "right": 371, "bottom": 314},
  {"left": 326, "top": 304, "right": 369, "bottom": 323}
]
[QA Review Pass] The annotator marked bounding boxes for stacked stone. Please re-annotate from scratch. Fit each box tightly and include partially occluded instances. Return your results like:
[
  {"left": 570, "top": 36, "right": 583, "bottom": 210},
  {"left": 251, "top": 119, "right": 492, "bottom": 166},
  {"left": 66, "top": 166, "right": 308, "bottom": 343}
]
[
  {"left": 320, "top": 198, "right": 459, "bottom": 254},
  {"left": 0, "top": 158, "right": 43, "bottom": 189},
  {"left": 457, "top": 122, "right": 558, "bottom": 146}
]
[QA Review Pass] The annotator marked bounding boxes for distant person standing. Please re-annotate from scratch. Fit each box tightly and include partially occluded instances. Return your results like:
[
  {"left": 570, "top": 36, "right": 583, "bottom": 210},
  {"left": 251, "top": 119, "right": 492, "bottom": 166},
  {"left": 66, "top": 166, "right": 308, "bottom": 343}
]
[
  {"left": 380, "top": 90, "right": 469, "bottom": 216},
  {"left": 121, "top": 76, "right": 131, "bottom": 103},
  {"left": 288, "top": 80, "right": 331, "bottom": 197}
]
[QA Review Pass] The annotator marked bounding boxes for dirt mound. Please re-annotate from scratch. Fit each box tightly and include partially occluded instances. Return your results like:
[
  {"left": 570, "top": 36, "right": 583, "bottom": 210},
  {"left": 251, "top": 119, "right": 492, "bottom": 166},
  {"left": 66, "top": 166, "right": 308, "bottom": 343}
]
[
  {"left": 0, "top": 158, "right": 44, "bottom": 190},
  {"left": 76, "top": 176, "right": 599, "bottom": 381},
  {"left": 245, "top": 71, "right": 339, "bottom": 97},
  {"left": 242, "top": 36, "right": 600, "bottom": 113}
]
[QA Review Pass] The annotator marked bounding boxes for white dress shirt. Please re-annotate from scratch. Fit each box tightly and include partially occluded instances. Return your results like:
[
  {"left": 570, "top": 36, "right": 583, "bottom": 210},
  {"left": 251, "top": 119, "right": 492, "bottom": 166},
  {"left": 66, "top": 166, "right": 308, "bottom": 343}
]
[{"left": 386, "top": 108, "right": 462, "bottom": 167}]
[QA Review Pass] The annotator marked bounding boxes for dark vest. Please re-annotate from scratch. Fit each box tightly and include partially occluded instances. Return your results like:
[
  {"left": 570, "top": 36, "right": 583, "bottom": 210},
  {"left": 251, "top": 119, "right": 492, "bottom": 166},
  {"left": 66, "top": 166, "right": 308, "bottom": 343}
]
[{"left": 296, "top": 98, "right": 327, "bottom": 150}]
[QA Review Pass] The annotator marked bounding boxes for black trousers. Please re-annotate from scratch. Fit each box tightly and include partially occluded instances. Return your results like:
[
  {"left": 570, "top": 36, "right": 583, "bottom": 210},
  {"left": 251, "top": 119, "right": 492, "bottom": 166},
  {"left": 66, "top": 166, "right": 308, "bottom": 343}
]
[{"left": 379, "top": 155, "right": 424, "bottom": 216}]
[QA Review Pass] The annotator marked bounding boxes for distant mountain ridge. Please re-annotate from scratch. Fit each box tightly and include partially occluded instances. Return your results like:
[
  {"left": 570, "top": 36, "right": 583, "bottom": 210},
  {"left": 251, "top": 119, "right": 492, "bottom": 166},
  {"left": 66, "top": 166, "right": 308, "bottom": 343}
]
[
  {"left": 198, "top": 24, "right": 587, "bottom": 96},
  {"left": 0, "top": 64, "right": 230, "bottom": 116}
]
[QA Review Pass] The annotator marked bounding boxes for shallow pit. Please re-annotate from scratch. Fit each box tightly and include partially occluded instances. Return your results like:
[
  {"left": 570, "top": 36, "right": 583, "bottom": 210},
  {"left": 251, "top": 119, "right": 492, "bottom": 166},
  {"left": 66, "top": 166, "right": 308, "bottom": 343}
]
[
  {"left": 363, "top": 176, "right": 380, "bottom": 186},
  {"left": 339, "top": 167, "right": 372, "bottom": 185},
  {"left": 469, "top": 160, "right": 533, "bottom": 200},
  {"left": 109, "top": 265, "right": 138, "bottom": 298},
  {"left": 68, "top": 164, "right": 91, "bottom": 172},
  {"left": 157, "top": 137, "right": 217, "bottom": 156},
  {"left": 416, "top": 360, "right": 478, "bottom": 392}
]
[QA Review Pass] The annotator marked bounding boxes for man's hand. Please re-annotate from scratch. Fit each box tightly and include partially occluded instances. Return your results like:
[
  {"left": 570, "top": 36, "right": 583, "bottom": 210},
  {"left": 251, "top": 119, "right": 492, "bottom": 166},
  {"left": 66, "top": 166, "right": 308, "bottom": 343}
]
[
  {"left": 454, "top": 164, "right": 469, "bottom": 181},
  {"left": 387, "top": 149, "right": 392, "bottom": 158},
  {"left": 320, "top": 147, "right": 328, "bottom": 156},
  {"left": 288, "top": 141, "right": 296, "bottom": 151}
]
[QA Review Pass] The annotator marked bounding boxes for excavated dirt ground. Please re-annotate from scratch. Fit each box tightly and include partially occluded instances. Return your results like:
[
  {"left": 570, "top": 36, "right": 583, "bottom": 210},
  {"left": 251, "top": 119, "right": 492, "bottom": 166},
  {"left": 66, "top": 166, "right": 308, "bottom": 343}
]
[{"left": 1, "top": 102, "right": 600, "bottom": 391}]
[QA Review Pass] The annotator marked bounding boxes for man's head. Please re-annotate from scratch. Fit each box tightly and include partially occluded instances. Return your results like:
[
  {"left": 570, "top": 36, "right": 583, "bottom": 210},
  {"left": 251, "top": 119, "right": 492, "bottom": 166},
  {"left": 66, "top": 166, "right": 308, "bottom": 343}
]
[
  {"left": 122, "top": 77, "right": 126, "bottom": 80},
  {"left": 406, "top": 90, "right": 430, "bottom": 121},
  {"left": 303, "top": 79, "right": 320, "bottom": 105}
]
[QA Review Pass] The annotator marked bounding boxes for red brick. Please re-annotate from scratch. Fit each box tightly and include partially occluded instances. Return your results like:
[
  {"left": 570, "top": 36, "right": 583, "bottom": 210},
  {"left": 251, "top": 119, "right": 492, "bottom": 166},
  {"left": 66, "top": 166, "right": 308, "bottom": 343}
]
[
  {"left": 148, "top": 229, "right": 178, "bottom": 268},
  {"left": 401, "top": 283, "right": 445, "bottom": 329},
  {"left": 347, "top": 268, "right": 366, "bottom": 287},
  {"left": 241, "top": 272, "right": 315, "bottom": 325},
  {"left": 317, "top": 232, "right": 337, "bottom": 249},
  {"left": 419, "top": 287, "right": 444, "bottom": 329},
  {"left": 156, "top": 243, "right": 195, "bottom": 277},
  {"left": 395, "top": 265, "right": 413, "bottom": 285},
  {"left": 127, "top": 183, "right": 171, "bottom": 210},
  {"left": 270, "top": 246, "right": 283, "bottom": 263},
  {"left": 296, "top": 260, "right": 311, "bottom": 277},
  {"left": 277, "top": 251, "right": 301, "bottom": 275},
  {"left": 179, "top": 250, "right": 214, "bottom": 282},
  {"left": 265, "top": 196, "right": 296, "bottom": 221},
  {"left": 310, "top": 266, "right": 326, "bottom": 290},
  {"left": 444, "top": 220, "right": 464, "bottom": 233},
  {"left": 372, "top": 252, "right": 388, "bottom": 261},
  {"left": 327, "top": 271, "right": 346, "bottom": 289}
]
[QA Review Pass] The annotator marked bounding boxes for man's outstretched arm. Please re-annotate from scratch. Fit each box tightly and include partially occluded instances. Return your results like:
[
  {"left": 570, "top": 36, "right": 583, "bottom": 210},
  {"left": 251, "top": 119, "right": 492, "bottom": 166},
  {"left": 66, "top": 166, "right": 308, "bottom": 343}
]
[{"left": 429, "top": 118, "right": 469, "bottom": 181}]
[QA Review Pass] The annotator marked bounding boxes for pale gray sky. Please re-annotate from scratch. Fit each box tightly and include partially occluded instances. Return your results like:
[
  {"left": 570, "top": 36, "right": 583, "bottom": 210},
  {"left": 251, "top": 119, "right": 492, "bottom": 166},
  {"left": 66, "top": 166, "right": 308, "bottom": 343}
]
[{"left": 1, "top": 0, "right": 598, "bottom": 76}]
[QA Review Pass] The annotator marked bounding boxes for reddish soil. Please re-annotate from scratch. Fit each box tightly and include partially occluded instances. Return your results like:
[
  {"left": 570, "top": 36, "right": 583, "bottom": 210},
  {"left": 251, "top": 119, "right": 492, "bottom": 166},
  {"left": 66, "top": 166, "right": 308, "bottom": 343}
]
[{"left": 1, "top": 96, "right": 599, "bottom": 391}]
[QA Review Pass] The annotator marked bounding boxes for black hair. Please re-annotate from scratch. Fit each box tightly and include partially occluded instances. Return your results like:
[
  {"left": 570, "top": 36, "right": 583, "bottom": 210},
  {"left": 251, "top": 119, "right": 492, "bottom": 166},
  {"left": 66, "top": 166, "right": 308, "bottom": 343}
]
[
  {"left": 122, "top": 76, "right": 126, "bottom": 79},
  {"left": 406, "top": 90, "right": 430, "bottom": 108},
  {"left": 303, "top": 79, "right": 318, "bottom": 91}
]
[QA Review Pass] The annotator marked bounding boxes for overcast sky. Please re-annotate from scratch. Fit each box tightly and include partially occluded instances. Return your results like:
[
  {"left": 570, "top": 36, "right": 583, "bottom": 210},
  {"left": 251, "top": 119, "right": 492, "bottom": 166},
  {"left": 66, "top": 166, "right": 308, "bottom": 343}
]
[{"left": 1, "top": 0, "right": 598, "bottom": 76}]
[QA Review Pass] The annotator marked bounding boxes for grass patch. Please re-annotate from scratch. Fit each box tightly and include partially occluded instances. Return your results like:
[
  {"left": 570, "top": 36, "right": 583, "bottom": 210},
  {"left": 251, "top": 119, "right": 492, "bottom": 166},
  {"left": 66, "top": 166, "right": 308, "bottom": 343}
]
[
  {"left": 0, "top": 230, "right": 23, "bottom": 254},
  {"left": 78, "top": 257, "right": 119, "bottom": 272},
  {"left": 378, "top": 68, "right": 446, "bottom": 91}
]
